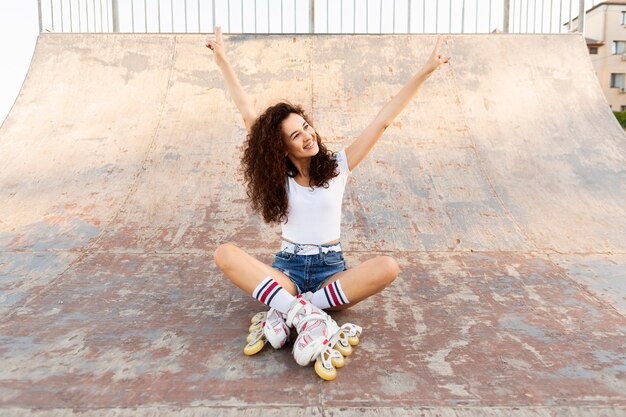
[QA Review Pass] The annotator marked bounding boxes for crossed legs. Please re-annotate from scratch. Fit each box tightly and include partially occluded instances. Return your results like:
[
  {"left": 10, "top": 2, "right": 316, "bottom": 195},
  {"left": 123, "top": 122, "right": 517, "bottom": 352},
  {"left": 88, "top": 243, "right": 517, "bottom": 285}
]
[{"left": 213, "top": 243, "right": 400, "bottom": 309}]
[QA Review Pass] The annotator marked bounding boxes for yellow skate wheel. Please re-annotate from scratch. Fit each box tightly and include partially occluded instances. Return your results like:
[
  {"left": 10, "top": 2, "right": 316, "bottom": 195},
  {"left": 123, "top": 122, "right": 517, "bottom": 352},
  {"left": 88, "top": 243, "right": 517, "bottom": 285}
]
[
  {"left": 334, "top": 342, "right": 352, "bottom": 357},
  {"left": 331, "top": 354, "right": 344, "bottom": 368},
  {"left": 321, "top": 348, "right": 344, "bottom": 368},
  {"left": 248, "top": 322, "right": 262, "bottom": 332},
  {"left": 244, "top": 339, "right": 265, "bottom": 356},
  {"left": 314, "top": 358, "right": 337, "bottom": 381},
  {"left": 251, "top": 312, "right": 267, "bottom": 324},
  {"left": 348, "top": 335, "right": 359, "bottom": 346}
]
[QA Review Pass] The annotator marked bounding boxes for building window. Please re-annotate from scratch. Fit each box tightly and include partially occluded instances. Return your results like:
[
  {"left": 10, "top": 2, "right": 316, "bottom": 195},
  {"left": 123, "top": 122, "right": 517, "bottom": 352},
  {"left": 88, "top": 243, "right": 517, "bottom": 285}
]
[
  {"left": 612, "top": 41, "right": 626, "bottom": 54},
  {"left": 589, "top": 47, "right": 598, "bottom": 54},
  {"left": 622, "top": 11, "right": 626, "bottom": 25},
  {"left": 621, "top": 105, "right": 626, "bottom": 112},
  {"left": 611, "top": 73, "right": 625, "bottom": 89}
]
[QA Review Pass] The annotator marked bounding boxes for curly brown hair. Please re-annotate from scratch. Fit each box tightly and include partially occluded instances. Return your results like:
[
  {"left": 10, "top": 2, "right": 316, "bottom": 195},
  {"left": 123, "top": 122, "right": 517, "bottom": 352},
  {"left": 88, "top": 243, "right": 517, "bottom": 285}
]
[{"left": 240, "top": 101, "right": 339, "bottom": 225}]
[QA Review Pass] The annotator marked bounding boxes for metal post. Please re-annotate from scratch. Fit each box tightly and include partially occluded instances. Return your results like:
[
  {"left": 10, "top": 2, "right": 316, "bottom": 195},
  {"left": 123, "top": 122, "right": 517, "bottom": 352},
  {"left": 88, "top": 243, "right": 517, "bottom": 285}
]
[
  {"left": 488, "top": 0, "right": 491, "bottom": 32},
  {"left": 69, "top": 0, "right": 73, "bottom": 31},
  {"left": 267, "top": 0, "right": 270, "bottom": 33},
  {"left": 158, "top": 0, "right": 162, "bottom": 32},
  {"left": 310, "top": 0, "right": 314, "bottom": 33},
  {"left": 511, "top": 0, "right": 515, "bottom": 32},
  {"left": 60, "top": 0, "right": 64, "bottom": 31},
  {"left": 460, "top": 0, "right": 465, "bottom": 32},
  {"left": 50, "top": 0, "right": 55, "bottom": 31},
  {"left": 578, "top": 0, "right": 585, "bottom": 33},
  {"left": 503, "top": 0, "right": 510, "bottom": 33},
  {"left": 112, "top": 0, "right": 119, "bottom": 31},
  {"left": 37, "top": 0, "right": 43, "bottom": 32},
  {"left": 558, "top": 0, "right": 563, "bottom": 33},
  {"left": 568, "top": 0, "right": 572, "bottom": 32},
  {"left": 549, "top": 0, "right": 553, "bottom": 32},
  {"left": 408, "top": 0, "right": 411, "bottom": 33},
  {"left": 541, "top": 0, "right": 546, "bottom": 33},
  {"left": 525, "top": 0, "right": 529, "bottom": 32},
  {"left": 475, "top": 0, "right": 478, "bottom": 32}
]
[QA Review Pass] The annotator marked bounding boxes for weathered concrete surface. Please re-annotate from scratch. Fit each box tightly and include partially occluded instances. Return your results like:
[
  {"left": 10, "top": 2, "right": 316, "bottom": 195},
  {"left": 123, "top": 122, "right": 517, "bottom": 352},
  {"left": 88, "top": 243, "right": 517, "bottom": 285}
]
[{"left": 0, "top": 33, "right": 625, "bottom": 416}]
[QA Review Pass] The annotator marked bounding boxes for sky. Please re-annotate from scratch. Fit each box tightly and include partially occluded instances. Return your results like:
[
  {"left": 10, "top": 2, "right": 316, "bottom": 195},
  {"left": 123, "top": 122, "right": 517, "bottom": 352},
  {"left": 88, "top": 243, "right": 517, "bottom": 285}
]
[{"left": 0, "top": 0, "right": 594, "bottom": 125}]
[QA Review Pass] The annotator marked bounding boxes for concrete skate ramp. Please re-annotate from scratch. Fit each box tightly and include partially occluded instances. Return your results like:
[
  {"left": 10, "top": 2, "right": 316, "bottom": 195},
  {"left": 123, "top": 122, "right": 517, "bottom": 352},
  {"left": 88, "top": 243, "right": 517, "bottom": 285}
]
[{"left": 1, "top": 33, "right": 625, "bottom": 416}]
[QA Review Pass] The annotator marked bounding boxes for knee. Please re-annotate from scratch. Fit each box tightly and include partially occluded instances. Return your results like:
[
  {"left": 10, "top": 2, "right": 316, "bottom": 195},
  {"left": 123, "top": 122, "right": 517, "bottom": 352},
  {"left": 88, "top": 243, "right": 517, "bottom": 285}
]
[
  {"left": 378, "top": 256, "right": 401, "bottom": 285},
  {"left": 213, "top": 243, "right": 239, "bottom": 271}
]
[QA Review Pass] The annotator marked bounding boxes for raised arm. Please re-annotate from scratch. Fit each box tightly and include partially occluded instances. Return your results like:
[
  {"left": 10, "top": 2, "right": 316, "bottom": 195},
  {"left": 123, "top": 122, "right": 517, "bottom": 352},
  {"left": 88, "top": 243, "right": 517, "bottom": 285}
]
[
  {"left": 206, "top": 26, "right": 257, "bottom": 133},
  {"left": 345, "top": 35, "right": 449, "bottom": 171}
]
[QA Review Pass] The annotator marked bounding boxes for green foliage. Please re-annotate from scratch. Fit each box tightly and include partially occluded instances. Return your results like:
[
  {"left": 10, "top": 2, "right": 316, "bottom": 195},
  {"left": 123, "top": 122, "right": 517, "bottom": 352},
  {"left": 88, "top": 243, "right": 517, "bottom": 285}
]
[{"left": 613, "top": 111, "right": 626, "bottom": 128}]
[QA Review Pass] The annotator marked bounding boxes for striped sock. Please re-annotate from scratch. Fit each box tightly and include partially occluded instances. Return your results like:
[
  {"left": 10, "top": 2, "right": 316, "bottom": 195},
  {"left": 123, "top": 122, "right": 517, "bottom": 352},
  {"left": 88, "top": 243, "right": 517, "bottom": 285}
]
[
  {"left": 311, "top": 280, "right": 349, "bottom": 310},
  {"left": 252, "top": 277, "right": 296, "bottom": 315}
]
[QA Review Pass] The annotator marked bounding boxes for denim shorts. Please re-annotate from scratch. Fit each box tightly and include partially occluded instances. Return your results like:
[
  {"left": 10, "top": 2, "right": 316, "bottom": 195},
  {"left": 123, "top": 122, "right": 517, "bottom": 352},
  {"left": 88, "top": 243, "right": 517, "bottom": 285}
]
[{"left": 271, "top": 242, "right": 348, "bottom": 294}]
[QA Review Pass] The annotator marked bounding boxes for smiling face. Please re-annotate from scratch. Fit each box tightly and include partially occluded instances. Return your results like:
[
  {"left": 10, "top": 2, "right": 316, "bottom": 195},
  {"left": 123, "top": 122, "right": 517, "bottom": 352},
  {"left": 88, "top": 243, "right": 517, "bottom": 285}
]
[{"left": 281, "top": 112, "right": 319, "bottom": 159}]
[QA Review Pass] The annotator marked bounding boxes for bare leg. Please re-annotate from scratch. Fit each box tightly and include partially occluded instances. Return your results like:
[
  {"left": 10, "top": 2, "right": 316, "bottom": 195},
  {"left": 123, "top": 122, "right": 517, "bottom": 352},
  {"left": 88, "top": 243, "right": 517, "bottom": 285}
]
[
  {"left": 214, "top": 243, "right": 298, "bottom": 296},
  {"left": 321, "top": 255, "right": 400, "bottom": 311}
]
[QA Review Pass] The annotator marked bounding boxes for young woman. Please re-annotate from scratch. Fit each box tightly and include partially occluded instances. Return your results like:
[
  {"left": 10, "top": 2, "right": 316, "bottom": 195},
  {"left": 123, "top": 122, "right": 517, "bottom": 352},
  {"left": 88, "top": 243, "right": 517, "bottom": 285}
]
[{"left": 207, "top": 27, "right": 449, "bottom": 380}]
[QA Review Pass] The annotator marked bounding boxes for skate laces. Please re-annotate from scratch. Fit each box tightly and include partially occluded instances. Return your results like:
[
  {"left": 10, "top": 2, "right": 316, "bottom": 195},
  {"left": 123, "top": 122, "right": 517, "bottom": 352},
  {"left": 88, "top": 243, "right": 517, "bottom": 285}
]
[
  {"left": 286, "top": 298, "right": 328, "bottom": 334},
  {"left": 265, "top": 309, "right": 288, "bottom": 334},
  {"left": 287, "top": 298, "right": 343, "bottom": 362}
]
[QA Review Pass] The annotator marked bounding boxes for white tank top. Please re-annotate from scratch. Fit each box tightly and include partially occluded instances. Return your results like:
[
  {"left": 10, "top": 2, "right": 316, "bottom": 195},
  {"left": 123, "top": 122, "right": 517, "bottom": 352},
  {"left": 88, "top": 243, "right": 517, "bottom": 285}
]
[{"left": 280, "top": 149, "right": 351, "bottom": 245}]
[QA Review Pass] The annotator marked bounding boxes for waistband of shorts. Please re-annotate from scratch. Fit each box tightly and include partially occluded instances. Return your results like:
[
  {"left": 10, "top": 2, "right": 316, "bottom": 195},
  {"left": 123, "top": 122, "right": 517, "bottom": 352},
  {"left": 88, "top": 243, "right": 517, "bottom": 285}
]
[{"left": 280, "top": 240, "right": 342, "bottom": 255}]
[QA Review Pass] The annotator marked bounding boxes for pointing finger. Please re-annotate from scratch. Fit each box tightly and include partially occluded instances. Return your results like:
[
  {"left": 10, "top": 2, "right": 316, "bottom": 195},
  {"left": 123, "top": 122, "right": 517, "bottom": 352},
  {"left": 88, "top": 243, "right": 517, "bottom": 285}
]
[
  {"left": 434, "top": 34, "right": 443, "bottom": 52},
  {"left": 216, "top": 26, "right": 222, "bottom": 43}
]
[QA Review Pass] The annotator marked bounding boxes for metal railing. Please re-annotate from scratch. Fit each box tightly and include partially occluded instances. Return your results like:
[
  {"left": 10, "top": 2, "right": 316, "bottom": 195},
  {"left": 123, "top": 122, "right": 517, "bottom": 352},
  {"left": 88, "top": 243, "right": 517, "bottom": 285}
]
[{"left": 36, "top": 0, "right": 591, "bottom": 35}]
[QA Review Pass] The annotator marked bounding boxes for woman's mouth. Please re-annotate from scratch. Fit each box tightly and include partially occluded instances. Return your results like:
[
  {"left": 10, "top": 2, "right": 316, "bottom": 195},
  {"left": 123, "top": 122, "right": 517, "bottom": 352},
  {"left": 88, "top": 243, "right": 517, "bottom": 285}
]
[{"left": 304, "top": 140, "right": 315, "bottom": 150}]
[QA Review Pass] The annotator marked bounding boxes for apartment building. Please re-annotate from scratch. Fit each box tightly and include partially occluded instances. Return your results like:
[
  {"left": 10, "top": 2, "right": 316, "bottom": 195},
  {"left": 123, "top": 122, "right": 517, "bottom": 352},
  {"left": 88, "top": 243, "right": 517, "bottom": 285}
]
[{"left": 566, "top": 1, "right": 626, "bottom": 111}]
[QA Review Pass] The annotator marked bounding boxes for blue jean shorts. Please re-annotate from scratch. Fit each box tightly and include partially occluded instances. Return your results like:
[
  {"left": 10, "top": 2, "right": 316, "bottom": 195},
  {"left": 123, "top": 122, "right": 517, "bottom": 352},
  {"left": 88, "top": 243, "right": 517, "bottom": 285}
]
[{"left": 271, "top": 242, "right": 348, "bottom": 294}]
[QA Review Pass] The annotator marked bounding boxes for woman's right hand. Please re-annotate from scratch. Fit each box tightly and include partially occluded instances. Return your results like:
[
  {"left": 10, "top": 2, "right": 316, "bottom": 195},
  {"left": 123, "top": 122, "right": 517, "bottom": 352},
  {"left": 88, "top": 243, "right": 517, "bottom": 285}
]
[{"left": 206, "top": 26, "right": 227, "bottom": 64}]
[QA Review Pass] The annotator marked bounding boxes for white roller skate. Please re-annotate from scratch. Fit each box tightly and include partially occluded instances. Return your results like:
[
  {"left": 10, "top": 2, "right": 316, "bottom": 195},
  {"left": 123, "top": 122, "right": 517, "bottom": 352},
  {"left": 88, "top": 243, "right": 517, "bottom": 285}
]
[
  {"left": 299, "top": 292, "right": 362, "bottom": 356},
  {"left": 243, "top": 308, "right": 290, "bottom": 355},
  {"left": 285, "top": 297, "right": 362, "bottom": 381}
]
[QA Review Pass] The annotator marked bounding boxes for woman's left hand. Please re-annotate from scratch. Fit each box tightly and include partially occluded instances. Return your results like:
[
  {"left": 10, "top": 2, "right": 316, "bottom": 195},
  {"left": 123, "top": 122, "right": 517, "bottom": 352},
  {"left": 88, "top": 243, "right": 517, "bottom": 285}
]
[{"left": 422, "top": 35, "right": 449, "bottom": 75}]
